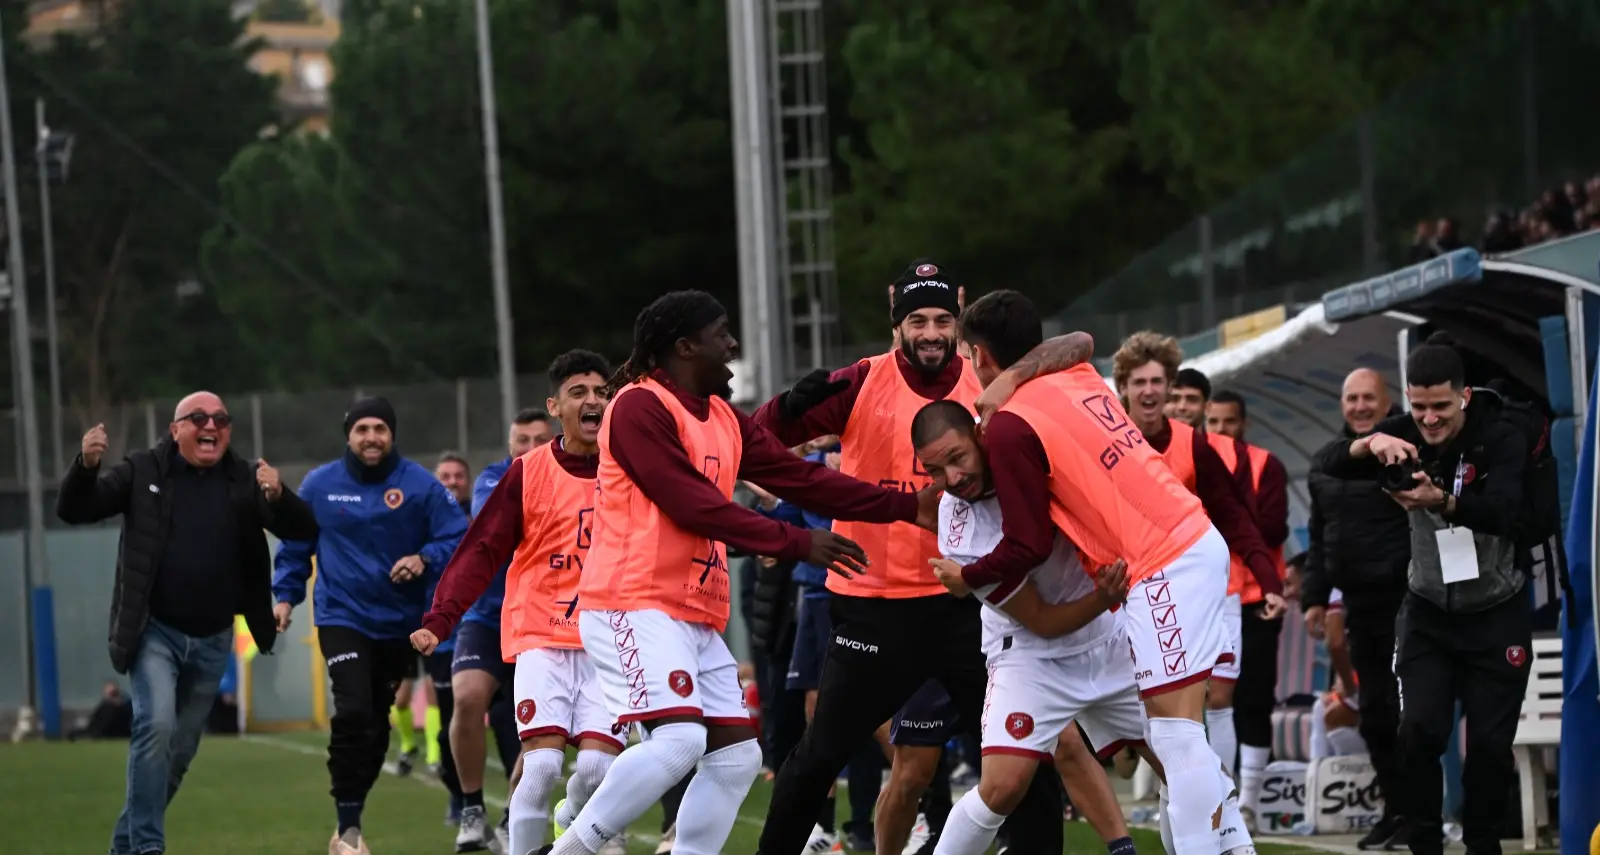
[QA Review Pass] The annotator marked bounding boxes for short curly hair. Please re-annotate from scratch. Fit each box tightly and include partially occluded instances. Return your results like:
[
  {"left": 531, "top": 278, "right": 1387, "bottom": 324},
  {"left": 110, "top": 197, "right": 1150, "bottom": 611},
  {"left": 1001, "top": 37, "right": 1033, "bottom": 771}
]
[{"left": 1111, "top": 331, "right": 1183, "bottom": 391}]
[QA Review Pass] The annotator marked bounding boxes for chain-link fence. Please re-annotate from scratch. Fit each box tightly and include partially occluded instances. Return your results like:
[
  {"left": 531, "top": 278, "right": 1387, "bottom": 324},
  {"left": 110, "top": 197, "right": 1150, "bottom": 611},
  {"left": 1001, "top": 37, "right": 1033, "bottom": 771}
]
[{"left": 1060, "top": 3, "right": 1600, "bottom": 346}]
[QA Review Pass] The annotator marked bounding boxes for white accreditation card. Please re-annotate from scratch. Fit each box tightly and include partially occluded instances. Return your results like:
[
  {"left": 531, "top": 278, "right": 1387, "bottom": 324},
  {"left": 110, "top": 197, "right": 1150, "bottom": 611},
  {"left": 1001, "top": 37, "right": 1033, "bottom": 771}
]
[{"left": 1437, "top": 458, "right": 1478, "bottom": 584}]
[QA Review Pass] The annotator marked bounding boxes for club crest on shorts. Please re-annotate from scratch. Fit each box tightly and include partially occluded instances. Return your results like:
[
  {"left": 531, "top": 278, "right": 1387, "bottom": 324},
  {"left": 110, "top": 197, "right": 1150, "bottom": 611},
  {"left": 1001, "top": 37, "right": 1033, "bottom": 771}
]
[
  {"left": 384, "top": 488, "right": 404, "bottom": 509},
  {"left": 669, "top": 670, "right": 694, "bottom": 698},
  {"left": 516, "top": 699, "right": 536, "bottom": 724},
  {"left": 915, "top": 263, "right": 938, "bottom": 277},
  {"left": 1506, "top": 645, "right": 1527, "bottom": 667},
  {"left": 1004, "top": 712, "right": 1034, "bottom": 739}
]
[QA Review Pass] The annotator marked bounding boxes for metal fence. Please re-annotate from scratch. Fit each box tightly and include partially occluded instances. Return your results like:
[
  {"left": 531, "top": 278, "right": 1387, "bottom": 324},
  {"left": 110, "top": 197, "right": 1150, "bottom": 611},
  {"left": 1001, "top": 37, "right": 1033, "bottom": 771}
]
[{"left": 1061, "top": 3, "right": 1600, "bottom": 346}]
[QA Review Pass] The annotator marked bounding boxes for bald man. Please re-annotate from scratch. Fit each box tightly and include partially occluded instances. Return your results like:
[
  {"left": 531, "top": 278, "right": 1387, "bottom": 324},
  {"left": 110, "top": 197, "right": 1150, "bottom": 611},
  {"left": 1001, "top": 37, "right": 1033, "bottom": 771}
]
[
  {"left": 1303, "top": 368, "right": 1411, "bottom": 848},
  {"left": 57, "top": 391, "right": 319, "bottom": 855}
]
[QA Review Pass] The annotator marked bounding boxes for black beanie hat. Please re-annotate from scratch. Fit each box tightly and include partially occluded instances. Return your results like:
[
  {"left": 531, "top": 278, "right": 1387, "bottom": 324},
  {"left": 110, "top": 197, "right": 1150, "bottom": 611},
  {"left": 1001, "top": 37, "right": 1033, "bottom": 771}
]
[
  {"left": 891, "top": 258, "right": 963, "bottom": 326},
  {"left": 344, "top": 396, "right": 397, "bottom": 437}
]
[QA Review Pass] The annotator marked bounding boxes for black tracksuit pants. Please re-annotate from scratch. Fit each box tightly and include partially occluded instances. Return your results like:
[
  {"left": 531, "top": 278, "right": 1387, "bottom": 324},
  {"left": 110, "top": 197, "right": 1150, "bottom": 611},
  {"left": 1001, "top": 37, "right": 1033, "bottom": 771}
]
[
  {"left": 421, "top": 652, "right": 464, "bottom": 799},
  {"left": 1394, "top": 586, "right": 1532, "bottom": 855},
  {"left": 319, "top": 626, "right": 417, "bottom": 804},
  {"left": 759, "top": 593, "right": 1064, "bottom": 855},
  {"left": 1342, "top": 594, "right": 1404, "bottom": 822},
  {"left": 1234, "top": 603, "right": 1283, "bottom": 751}
]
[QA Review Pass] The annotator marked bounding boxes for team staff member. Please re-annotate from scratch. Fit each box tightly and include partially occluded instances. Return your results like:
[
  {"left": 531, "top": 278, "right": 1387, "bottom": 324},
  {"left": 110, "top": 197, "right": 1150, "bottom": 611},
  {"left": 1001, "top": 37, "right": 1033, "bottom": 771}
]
[
  {"left": 272, "top": 396, "right": 469, "bottom": 855},
  {"left": 546, "top": 291, "right": 939, "bottom": 855},
  {"left": 416, "top": 352, "right": 629, "bottom": 855},
  {"left": 1320, "top": 334, "right": 1535, "bottom": 855},
  {"left": 962, "top": 290, "right": 1239, "bottom": 855},
  {"left": 755, "top": 262, "right": 1094, "bottom": 855},
  {"left": 1205, "top": 389, "right": 1290, "bottom": 825},
  {"left": 1302, "top": 368, "right": 1410, "bottom": 850},
  {"left": 58, "top": 392, "right": 318, "bottom": 855},
  {"left": 1107, "top": 334, "right": 1285, "bottom": 843},
  {"left": 447, "top": 411, "right": 556, "bottom": 852}
]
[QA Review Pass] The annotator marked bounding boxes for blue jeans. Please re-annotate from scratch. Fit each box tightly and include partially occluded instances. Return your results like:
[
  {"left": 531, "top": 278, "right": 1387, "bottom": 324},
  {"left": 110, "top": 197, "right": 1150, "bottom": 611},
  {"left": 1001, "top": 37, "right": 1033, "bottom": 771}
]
[{"left": 110, "top": 618, "right": 233, "bottom": 855}]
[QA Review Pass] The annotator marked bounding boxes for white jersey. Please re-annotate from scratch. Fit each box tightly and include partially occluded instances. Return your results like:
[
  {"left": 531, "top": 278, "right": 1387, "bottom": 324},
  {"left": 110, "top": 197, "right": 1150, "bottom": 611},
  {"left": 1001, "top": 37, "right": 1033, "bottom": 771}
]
[{"left": 938, "top": 493, "right": 1122, "bottom": 658}]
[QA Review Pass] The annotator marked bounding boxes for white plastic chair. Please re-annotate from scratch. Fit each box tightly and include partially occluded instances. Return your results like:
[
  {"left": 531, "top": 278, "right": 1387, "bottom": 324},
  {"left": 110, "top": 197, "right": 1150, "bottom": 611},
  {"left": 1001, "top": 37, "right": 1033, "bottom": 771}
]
[{"left": 1510, "top": 636, "right": 1562, "bottom": 851}]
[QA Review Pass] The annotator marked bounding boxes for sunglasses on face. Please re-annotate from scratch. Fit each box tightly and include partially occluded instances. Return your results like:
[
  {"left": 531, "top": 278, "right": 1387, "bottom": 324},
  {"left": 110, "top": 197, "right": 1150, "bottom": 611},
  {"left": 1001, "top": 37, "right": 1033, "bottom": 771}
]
[{"left": 179, "top": 411, "right": 232, "bottom": 429}]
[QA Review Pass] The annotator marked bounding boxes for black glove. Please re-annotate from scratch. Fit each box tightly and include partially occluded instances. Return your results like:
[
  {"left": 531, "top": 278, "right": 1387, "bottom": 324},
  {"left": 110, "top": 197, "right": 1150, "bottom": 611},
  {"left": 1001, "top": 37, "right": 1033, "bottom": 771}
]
[{"left": 779, "top": 368, "right": 850, "bottom": 421}]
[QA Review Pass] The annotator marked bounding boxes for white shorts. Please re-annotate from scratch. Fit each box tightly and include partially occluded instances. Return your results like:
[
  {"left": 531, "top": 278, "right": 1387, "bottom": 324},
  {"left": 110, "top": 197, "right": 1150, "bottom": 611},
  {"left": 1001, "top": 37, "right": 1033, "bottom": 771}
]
[
  {"left": 513, "top": 647, "right": 625, "bottom": 750},
  {"left": 1212, "top": 593, "right": 1243, "bottom": 683},
  {"left": 579, "top": 608, "right": 751, "bottom": 727},
  {"left": 1123, "top": 525, "right": 1231, "bottom": 698},
  {"left": 980, "top": 633, "right": 1147, "bottom": 762}
]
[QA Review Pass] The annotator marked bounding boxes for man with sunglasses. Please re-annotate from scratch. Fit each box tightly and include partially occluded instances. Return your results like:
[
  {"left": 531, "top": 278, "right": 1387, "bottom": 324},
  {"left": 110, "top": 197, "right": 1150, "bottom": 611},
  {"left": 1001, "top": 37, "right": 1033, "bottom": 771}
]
[{"left": 57, "top": 391, "right": 320, "bottom": 855}]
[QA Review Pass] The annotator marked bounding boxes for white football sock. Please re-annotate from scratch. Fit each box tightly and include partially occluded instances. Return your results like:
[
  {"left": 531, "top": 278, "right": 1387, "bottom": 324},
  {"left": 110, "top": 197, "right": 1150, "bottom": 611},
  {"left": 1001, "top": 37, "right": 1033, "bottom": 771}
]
[
  {"left": 933, "top": 788, "right": 1007, "bottom": 855},
  {"left": 1204, "top": 707, "right": 1237, "bottom": 775},
  {"left": 510, "top": 748, "right": 564, "bottom": 855},
  {"left": 1159, "top": 784, "right": 1176, "bottom": 854},
  {"left": 1237, "top": 744, "right": 1270, "bottom": 817},
  {"left": 550, "top": 722, "right": 705, "bottom": 855},
  {"left": 554, "top": 750, "right": 616, "bottom": 829},
  {"left": 670, "top": 739, "right": 762, "bottom": 855},
  {"left": 1147, "top": 717, "right": 1224, "bottom": 855}
]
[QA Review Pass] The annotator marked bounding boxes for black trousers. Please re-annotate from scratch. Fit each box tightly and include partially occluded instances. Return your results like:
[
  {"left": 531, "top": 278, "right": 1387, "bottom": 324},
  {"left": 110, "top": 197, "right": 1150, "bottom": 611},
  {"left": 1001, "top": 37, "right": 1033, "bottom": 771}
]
[
  {"left": 759, "top": 594, "right": 1063, "bottom": 855},
  {"left": 488, "top": 692, "right": 521, "bottom": 774},
  {"left": 319, "top": 626, "right": 417, "bottom": 803},
  {"left": 422, "top": 653, "right": 464, "bottom": 799},
  {"left": 1343, "top": 594, "right": 1403, "bottom": 821},
  {"left": 1234, "top": 605, "right": 1283, "bottom": 750},
  {"left": 1394, "top": 588, "right": 1532, "bottom": 855}
]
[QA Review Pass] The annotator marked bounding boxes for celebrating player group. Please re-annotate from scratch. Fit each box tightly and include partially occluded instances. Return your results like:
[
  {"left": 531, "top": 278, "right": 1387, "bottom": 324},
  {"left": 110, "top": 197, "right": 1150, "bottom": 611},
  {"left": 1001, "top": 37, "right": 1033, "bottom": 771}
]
[{"left": 411, "top": 259, "right": 1277, "bottom": 855}]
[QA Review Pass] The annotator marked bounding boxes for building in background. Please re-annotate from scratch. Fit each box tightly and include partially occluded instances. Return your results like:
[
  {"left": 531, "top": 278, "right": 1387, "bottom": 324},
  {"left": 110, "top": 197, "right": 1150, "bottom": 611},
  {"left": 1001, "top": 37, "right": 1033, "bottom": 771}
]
[{"left": 24, "top": 0, "right": 338, "bottom": 134}]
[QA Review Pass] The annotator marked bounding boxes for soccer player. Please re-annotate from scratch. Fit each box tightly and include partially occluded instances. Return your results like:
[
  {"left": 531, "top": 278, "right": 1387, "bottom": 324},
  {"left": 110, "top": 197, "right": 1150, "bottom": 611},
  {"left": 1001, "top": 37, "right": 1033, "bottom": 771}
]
[
  {"left": 755, "top": 261, "right": 1093, "bottom": 855},
  {"left": 961, "top": 290, "right": 1240, "bottom": 855},
  {"left": 1204, "top": 388, "right": 1290, "bottom": 825},
  {"left": 544, "top": 290, "right": 939, "bottom": 855},
  {"left": 414, "top": 352, "right": 627, "bottom": 855},
  {"left": 908, "top": 399, "right": 1140, "bottom": 855},
  {"left": 1109, "top": 334, "right": 1286, "bottom": 792},
  {"left": 444, "top": 412, "right": 556, "bottom": 850},
  {"left": 272, "top": 396, "right": 469, "bottom": 855}
]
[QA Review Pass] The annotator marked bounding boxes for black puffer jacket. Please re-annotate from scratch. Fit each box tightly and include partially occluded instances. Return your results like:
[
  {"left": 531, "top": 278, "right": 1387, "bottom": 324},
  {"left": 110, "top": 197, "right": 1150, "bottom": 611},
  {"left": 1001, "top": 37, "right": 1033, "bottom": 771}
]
[
  {"left": 56, "top": 439, "right": 319, "bottom": 673},
  {"left": 748, "top": 558, "right": 798, "bottom": 656},
  {"left": 1303, "top": 426, "right": 1411, "bottom": 612}
]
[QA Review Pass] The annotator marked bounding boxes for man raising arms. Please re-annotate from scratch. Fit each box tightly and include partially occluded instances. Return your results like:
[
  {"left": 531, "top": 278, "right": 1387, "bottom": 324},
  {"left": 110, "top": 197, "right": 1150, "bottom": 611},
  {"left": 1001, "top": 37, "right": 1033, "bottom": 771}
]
[
  {"left": 963, "top": 290, "right": 1241, "bottom": 855},
  {"left": 414, "top": 351, "right": 624, "bottom": 855},
  {"left": 546, "top": 291, "right": 938, "bottom": 855}
]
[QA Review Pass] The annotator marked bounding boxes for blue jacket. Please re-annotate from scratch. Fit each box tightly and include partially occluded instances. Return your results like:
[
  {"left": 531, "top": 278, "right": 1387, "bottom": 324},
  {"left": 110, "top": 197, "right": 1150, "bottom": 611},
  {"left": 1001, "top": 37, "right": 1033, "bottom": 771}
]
[
  {"left": 461, "top": 458, "right": 513, "bottom": 628},
  {"left": 759, "top": 450, "right": 834, "bottom": 599},
  {"left": 273, "top": 454, "right": 468, "bottom": 640}
]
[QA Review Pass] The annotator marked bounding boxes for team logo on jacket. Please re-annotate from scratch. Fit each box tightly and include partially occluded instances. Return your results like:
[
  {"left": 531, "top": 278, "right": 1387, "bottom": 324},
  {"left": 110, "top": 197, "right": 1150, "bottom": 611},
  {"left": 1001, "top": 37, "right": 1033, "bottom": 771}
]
[
  {"left": 1004, "top": 712, "right": 1034, "bottom": 739},
  {"left": 1460, "top": 463, "right": 1477, "bottom": 487},
  {"left": 1506, "top": 645, "right": 1527, "bottom": 668},
  {"left": 516, "top": 699, "right": 536, "bottom": 724},
  {"left": 384, "top": 488, "right": 405, "bottom": 509},
  {"left": 669, "top": 670, "right": 694, "bottom": 698}
]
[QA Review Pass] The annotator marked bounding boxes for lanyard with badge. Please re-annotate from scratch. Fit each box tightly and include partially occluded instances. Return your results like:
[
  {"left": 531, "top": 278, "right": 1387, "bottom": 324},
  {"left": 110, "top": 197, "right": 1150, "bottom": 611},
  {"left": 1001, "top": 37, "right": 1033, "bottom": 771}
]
[{"left": 1436, "top": 457, "right": 1478, "bottom": 584}]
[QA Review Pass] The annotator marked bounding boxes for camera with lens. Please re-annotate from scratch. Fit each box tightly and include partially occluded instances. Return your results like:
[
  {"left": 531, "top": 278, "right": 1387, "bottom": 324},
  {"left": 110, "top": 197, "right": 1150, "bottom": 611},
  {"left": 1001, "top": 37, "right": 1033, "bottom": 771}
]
[{"left": 1380, "top": 459, "right": 1426, "bottom": 492}]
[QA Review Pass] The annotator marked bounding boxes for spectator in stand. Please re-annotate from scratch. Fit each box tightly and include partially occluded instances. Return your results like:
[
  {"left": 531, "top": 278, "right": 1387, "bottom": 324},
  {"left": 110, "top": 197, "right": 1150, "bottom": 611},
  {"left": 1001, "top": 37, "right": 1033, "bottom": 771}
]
[
  {"left": 1408, "top": 220, "right": 1437, "bottom": 262},
  {"left": 69, "top": 681, "right": 133, "bottom": 742},
  {"left": 1303, "top": 367, "right": 1410, "bottom": 849},
  {"left": 56, "top": 392, "right": 319, "bottom": 855}
]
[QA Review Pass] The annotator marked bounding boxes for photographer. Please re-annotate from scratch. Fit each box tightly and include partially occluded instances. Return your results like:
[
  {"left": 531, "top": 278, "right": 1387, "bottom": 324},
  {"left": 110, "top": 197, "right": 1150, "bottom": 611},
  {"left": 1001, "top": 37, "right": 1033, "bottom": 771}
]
[{"left": 1320, "top": 335, "right": 1536, "bottom": 855}]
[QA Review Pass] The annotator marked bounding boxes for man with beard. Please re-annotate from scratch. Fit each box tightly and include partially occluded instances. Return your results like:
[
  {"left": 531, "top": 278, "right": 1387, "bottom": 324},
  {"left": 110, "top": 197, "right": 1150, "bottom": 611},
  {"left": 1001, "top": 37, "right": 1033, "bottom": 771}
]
[
  {"left": 273, "top": 396, "right": 469, "bottom": 855},
  {"left": 445, "top": 411, "right": 557, "bottom": 852},
  {"left": 540, "top": 291, "right": 939, "bottom": 855},
  {"left": 754, "top": 263, "right": 1095, "bottom": 855},
  {"left": 1302, "top": 368, "right": 1410, "bottom": 849}
]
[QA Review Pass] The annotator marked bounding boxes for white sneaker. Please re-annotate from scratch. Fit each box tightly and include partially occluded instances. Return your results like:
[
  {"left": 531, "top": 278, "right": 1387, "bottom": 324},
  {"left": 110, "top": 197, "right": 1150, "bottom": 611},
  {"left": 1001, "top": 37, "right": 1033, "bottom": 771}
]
[
  {"left": 804, "top": 823, "right": 842, "bottom": 853},
  {"left": 492, "top": 813, "right": 509, "bottom": 855},
  {"left": 654, "top": 822, "right": 676, "bottom": 854},
  {"left": 455, "top": 806, "right": 491, "bottom": 853},
  {"left": 902, "top": 814, "right": 932, "bottom": 855},
  {"left": 597, "top": 834, "right": 629, "bottom": 855}
]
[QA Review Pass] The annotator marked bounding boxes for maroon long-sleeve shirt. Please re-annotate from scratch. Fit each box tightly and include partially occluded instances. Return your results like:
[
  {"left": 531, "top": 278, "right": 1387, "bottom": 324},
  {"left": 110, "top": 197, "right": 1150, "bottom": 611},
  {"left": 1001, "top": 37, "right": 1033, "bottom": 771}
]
[
  {"left": 959, "top": 413, "right": 1283, "bottom": 604},
  {"left": 1147, "top": 420, "right": 1284, "bottom": 596},
  {"left": 753, "top": 350, "right": 968, "bottom": 444},
  {"left": 609, "top": 371, "right": 917, "bottom": 562},
  {"left": 422, "top": 444, "right": 597, "bottom": 639}
]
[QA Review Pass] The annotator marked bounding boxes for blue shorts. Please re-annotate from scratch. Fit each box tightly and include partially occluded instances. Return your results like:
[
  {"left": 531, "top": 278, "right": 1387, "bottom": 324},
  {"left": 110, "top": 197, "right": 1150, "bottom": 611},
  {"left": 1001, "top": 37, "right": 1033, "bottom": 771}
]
[
  {"left": 786, "top": 596, "right": 832, "bottom": 691},
  {"left": 890, "top": 679, "right": 960, "bottom": 746},
  {"left": 451, "top": 620, "right": 514, "bottom": 685}
]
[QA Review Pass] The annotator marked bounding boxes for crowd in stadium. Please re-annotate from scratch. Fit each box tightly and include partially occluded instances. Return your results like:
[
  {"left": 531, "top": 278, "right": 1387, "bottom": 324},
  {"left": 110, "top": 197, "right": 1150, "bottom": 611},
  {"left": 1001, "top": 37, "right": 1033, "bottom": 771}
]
[
  {"left": 1412, "top": 172, "right": 1600, "bottom": 259},
  {"left": 56, "top": 261, "right": 1557, "bottom": 855}
]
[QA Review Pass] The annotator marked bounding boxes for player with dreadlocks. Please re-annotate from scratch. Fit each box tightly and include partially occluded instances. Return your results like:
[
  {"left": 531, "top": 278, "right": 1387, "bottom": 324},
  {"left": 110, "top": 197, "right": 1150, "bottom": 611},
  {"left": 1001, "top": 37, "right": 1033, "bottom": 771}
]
[{"left": 538, "top": 290, "right": 940, "bottom": 855}]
